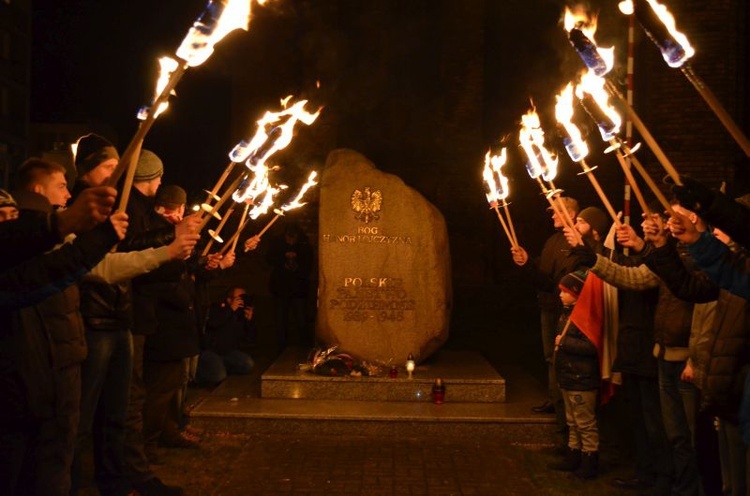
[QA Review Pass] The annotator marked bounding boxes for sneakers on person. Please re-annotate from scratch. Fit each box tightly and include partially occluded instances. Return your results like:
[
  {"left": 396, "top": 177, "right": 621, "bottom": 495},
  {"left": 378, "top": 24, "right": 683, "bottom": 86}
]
[{"left": 132, "top": 477, "right": 184, "bottom": 496}]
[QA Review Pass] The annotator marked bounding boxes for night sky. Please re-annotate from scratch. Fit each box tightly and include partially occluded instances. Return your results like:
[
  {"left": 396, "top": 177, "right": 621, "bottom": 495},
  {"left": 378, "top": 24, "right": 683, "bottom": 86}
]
[
  {"left": 30, "top": 0, "right": 578, "bottom": 196},
  {"left": 31, "top": 0, "right": 745, "bottom": 288}
]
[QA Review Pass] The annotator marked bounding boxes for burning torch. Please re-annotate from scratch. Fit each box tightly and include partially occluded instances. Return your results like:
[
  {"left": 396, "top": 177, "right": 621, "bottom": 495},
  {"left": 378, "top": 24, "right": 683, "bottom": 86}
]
[
  {"left": 109, "top": 0, "right": 258, "bottom": 211},
  {"left": 519, "top": 108, "right": 583, "bottom": 245},
  {"left": 229, "top": 170, "right": 318, "bottom": 254},
  {"left": 220, "top": 183, "right": 284, "bottom": 255},
  {"left": 555, "top": 83, "right": 622, "bottom": 227},
  {"left": 619, "top": 0, "right": 750, "bottom": 157},
  {"left": 576, "top": 72, "right": 674, "bottom": 216},
  {"left": 482, "top": 148, "right": 519, "bottom": 249},
  {"left": 198, "top": 97, "right": 321, "bottom": 232},
  {"left": 564, "top": 6, "right": 685, "bottom": 186}
]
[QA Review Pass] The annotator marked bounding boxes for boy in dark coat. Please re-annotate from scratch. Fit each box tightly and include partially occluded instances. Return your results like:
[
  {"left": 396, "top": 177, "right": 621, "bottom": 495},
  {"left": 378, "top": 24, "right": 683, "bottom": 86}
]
[{"left": 551, "top": 270, "right": 601, "bottom": 480}]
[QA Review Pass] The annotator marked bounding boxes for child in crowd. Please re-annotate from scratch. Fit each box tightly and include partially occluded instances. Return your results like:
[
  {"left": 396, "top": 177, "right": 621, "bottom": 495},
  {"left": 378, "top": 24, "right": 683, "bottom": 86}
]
[{"left": 550, "top": 270, "right": 601, "bottom": 479}]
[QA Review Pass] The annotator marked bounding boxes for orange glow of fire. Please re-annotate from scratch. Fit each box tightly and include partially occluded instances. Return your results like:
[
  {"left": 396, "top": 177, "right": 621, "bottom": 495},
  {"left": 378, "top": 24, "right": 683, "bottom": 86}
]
[
  {"left": 555, "top": 83, "right": 589, "bottom": 161},
  {"left": 281, "top": 171, "right": 318, "bottom": 211},
  {"left": 232, "top": 97, "right": 321, "bottom": 203},
  {"left": 563, "top": 7, "right": 615, "bottom": 74},
  {"left": 249, "top": 184, "right": 283, "bottom": 220},
  {"left": 575, "top": 70, "right": 622, "bottom": 140},
  {"left": 483, "top": 149, "right": 510, "bottom": 203},
  {"left": 519, "top": 108, "right": 558, "bottom": 181},
  {"left": 176, "top": 0, "right": 253, "bottom": 67},
  {"left": 150, "top": 57, "right": 180, "bottom": 118}
]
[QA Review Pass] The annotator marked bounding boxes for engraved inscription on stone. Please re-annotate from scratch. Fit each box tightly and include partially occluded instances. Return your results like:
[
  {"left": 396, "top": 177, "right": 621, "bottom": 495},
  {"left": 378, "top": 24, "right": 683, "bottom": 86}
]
[{"left": 329, "top": 276, "right": 416, "bottom": 323}]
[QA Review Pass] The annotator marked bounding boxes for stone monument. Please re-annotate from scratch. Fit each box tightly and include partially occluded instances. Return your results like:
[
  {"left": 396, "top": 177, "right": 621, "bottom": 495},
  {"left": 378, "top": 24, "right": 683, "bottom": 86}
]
[{"left": 316, "top": 149, "right": 451, "bottom": 365}]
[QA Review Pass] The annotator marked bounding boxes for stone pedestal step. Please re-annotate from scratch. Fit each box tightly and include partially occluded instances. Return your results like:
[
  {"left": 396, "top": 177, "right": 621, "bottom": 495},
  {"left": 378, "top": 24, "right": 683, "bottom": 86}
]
[
  {"left": 262, "top": 348, "right": 506, "bottom": 403},
  {"left": 189, "top": 395, "right": 556, "bottom": 442}
]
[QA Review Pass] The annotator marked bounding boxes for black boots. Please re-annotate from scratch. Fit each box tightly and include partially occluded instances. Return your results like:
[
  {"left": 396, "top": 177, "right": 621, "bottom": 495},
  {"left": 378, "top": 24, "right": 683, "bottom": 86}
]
[
  {"left": 573, "top": 451, "right": 599, "bottom": 479},
  {"left": 548, "top": 448, "right": 581, "bottom": 471},
  {"left": 549, "top": 449, "right": 598, "bottom": 479}
]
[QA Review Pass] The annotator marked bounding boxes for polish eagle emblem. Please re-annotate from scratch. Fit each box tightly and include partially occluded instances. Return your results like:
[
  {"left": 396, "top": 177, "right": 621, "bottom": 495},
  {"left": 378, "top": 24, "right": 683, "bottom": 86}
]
[{"left": 351, "top": 186, "right": 382, "bottom": 223}]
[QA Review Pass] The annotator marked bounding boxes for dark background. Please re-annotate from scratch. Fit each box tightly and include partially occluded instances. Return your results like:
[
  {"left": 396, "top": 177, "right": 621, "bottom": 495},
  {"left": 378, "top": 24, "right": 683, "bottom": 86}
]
[{"left": 29, "top": 1, "right": 750, "bottom": 364}]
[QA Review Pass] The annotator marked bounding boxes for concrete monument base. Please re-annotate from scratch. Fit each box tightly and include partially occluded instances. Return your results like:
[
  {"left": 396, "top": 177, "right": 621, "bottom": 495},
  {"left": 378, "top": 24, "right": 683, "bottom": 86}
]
[{"left": 262, "top": 348, "right": 505, "bottom": 403}]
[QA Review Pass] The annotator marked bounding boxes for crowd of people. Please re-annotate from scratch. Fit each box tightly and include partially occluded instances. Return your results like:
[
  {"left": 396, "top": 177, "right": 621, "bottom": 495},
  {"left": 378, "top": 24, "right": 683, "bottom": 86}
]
[
  {"left": 3, "top": 129, "right": 750, "bottom": 496},
  {"left": 0, "top": 134, "right": 314, "bottom": 496},
  {"left": 512, "top": 180, "right": 750, "bottom": 495}
]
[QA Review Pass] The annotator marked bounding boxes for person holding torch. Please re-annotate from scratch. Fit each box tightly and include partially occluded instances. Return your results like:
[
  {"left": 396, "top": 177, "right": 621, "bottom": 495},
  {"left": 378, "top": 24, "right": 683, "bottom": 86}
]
[{"left": 511, "top": 196, "right": 580, "bottom": 442}]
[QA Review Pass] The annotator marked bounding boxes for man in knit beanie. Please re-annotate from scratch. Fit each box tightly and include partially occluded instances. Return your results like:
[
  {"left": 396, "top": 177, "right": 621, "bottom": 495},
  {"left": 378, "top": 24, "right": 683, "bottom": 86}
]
[
  {"left": 576, "top": 206, "right": 610, "bottom": 243},
  {"left": 134, "top": 150, "right": 164, "bottom": 198},
  {"left": 74, "top": 133, "right": 119, "bottom": 187},
  {"left": 0, "top": 189, "right": 19, "bottom": 221}
]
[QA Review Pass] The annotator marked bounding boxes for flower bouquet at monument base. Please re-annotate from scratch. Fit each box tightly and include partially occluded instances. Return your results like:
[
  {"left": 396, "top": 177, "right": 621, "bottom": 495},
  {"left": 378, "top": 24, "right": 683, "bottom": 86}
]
[{"left": 300, "top": 346, "right": 381, "bottom": 377}]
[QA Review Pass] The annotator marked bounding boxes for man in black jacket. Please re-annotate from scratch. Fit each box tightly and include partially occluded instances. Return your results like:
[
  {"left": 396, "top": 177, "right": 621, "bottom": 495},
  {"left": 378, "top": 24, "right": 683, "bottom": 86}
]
[
  {"left": 70, "top": 135, "right": 192, "bottom": 496},
  {"left": 0, "top": 184, "right": 126, "bottom": 496}
]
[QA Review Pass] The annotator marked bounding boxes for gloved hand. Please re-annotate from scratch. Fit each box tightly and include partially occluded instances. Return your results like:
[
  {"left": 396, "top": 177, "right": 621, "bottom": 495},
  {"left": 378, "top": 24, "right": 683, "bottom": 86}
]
[
  {"left": 671, "top": 176, "right": 715, "bottom": 213},
  {"left": 570, "top": 244, "right": 597, "bottom": 268}
]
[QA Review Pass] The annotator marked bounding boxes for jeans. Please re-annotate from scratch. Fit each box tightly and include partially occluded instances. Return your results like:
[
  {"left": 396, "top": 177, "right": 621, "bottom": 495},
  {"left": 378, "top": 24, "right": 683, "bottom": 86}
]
[
  {"left": 658, "top": 359, "right": 701, "bottom": 496},
  {"left": 72, "top": 329, "right": 133, "bottom": 495},
  {"left": 561, "top": 389, "right": 599, "bottom": 453},
  {"left": 195, "top": 350, "right": 254, "bottom": 386},
  {"left": 621, "top": 372, "right": 673, "bottom": 489},
  {"left": 123, "top": 335, "right": 152, "bottom": 485}
]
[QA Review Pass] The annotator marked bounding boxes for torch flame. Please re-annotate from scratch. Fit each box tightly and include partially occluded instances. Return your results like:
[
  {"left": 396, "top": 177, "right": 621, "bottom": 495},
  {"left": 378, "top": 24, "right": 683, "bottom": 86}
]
[
  {"left": 483, "top": 149, "right": 510, "bottom": 203},
  {"left": 576, "top": 70, "right": 622, "bottom": 141},
  {"left": 140, "top": 57, "right": 180, "bottom": 120},
  {"left": 555, "top": 83, "right": 589, "bottom": 162},
  {"left": 563, "top": 7, "right": 615, "bottom": 76},
  {"left": 176, "top": 0, "right": 253, "bottom": 67},
  {"left": 248, "top": 185, "right": 282, "bottom": 220},
  {"left": 281, "top": 171, "right": 318, "bottom": 211},
  {"left": 644, "top": 0, "right": 694, "bottom": 67},
  {"left": 231, "top": 98, "right": 321, "bottom": 202},
  {"left": 519, "top": 108, "right": 559, "bottom": 181}
]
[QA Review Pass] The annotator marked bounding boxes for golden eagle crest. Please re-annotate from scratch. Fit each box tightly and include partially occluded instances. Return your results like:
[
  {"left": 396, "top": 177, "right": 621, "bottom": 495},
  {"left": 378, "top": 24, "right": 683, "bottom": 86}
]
[{"left": 351, "top": 186, "right": 382, "bottom": 223}]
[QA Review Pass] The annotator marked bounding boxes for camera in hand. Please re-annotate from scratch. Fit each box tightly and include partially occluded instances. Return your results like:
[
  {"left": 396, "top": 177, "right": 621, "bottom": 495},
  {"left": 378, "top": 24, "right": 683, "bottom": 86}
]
[{"left": 239, "top": 293, "right": 253, "bottom": 308}]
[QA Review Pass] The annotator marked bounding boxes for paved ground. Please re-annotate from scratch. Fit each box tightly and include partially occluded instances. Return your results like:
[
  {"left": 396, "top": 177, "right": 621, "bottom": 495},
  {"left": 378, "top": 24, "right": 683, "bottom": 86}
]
[
  {"left": 136, "top": 283, "right": 639, "bottom": 496},
  {"left": 148, "top": 430, "right": 635, "bottom": 495},
  {"left": 82, "top": 268, "right": 640, "bottom": 494}
]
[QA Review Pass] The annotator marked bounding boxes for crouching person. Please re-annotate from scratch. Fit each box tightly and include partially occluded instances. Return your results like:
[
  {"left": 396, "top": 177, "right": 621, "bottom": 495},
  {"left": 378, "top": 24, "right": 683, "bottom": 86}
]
[{"left": 195, "top": 287, "right": 256, "bottom": 387}]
